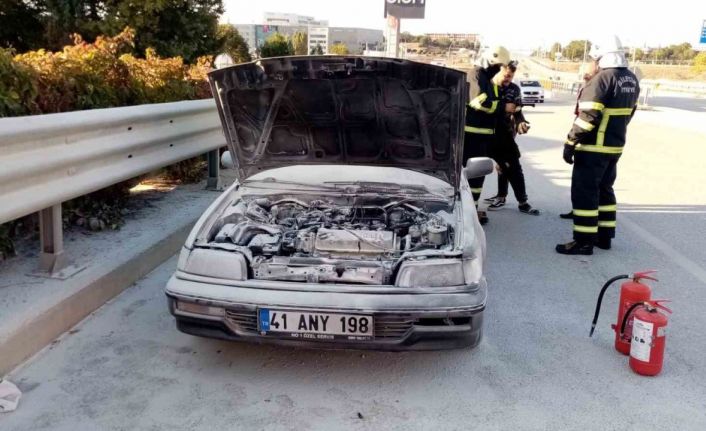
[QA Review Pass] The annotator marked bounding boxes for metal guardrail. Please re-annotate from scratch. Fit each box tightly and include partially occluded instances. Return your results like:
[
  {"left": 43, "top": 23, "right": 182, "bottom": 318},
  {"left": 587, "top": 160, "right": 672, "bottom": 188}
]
[{"left": 0, "top": 99, "right": 226, "bottom": 277}]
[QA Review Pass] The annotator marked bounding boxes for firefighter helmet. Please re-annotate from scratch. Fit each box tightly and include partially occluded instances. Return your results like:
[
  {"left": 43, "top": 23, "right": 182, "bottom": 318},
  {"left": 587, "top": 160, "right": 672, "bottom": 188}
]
[
  {"left": 482, "top": 45, "right": 511, "bottom": 66},
  {"left": 589, "top": 35, "right": 624, "bottom": 60}
]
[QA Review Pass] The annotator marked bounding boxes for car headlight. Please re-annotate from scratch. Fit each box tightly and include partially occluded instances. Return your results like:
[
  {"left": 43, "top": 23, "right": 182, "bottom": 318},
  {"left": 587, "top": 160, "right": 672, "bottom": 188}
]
[
  {"left": 396, "top": 258, "right": 481, "bottom": 287},
  {"left": 179, "top": 248, "right": 247, "bottom": 281}
]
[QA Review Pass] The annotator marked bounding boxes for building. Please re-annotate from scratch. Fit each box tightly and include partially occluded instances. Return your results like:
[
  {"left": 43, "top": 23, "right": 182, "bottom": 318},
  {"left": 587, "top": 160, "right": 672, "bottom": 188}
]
[
  {"left": 425, "top": 33, "right": 480, "bottom": 44},
  {"left": 234, "top": 24, "right": 307, "bottom": 56},
  {"left": 307, "top": 27, "right": 329, "bottom": 54},
  {"left": 328, "top": 27, "right": 384, "bottom": 54},
  {"left": 264, "top": 12, "right": 328, "bottom": 27}
]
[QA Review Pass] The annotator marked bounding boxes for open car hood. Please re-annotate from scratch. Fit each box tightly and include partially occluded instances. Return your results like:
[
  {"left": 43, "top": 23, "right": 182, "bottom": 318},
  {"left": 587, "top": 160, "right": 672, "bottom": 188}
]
[{"left": 208, "top": 56, "right": 468, "bottom": 191}]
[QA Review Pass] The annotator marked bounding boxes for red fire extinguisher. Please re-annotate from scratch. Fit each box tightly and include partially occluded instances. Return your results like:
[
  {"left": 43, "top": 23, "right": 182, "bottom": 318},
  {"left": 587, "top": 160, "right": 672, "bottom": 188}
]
[
  {"left": 589, "top": 270, "right": 658, "bottom": 355},
  {"left": 619, "top": 300, "right": 671, "bottom": 376}
]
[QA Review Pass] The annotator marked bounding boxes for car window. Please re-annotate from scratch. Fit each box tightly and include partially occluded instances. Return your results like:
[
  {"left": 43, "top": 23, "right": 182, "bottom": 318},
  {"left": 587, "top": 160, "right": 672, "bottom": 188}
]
[{"left": 520, "top": 81, "right": 541, "bottom": 87}]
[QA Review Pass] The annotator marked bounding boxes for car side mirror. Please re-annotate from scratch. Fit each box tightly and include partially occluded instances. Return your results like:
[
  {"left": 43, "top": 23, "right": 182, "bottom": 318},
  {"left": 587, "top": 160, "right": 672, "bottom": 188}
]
[
  {"left": 221, "top": 150, "right": 235, "bottom": 169},
  {"left": 464, "top": 157, "right": 494, "bottom": 179}
]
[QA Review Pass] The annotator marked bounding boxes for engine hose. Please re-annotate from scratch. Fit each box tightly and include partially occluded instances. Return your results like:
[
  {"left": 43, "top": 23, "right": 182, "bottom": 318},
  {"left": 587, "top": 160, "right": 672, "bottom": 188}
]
[
  {"left": 589, "top": 274, "right": 630, "bottom": 337},
  {"left": 619, "top": 301, "right": 648, "bottom": 341}
]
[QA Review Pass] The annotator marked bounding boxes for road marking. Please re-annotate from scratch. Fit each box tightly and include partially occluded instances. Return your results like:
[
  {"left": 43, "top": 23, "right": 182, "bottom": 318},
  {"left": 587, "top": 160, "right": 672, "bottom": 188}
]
[{"left": 621, "top": 215, "right": 706, "bottom": 285}]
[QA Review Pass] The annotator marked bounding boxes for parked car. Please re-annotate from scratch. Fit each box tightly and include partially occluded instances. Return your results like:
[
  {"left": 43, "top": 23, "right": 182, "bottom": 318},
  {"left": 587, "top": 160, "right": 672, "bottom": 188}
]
[
  {"left": 518, "top": 79, "right": 545, "bottom": 106},
  {"left": 430, "top": 59, "right": 447, "bottom": 67},
  {"left": 165, "top": 57, "right": 493, "bottom": 351}
]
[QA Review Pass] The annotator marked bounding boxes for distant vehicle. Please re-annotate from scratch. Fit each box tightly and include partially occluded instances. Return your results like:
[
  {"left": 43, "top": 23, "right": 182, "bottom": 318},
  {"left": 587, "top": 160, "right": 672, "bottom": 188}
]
[
  {"left": 430, "top": 59, "right": 447, "bottom": 67},
  {"left": 517, "top": 80, "right": 545, "bottom": 106}
]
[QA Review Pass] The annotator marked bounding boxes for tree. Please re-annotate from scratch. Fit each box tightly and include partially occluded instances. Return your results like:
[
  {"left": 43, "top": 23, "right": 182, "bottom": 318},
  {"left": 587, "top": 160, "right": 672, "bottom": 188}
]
[
  {"left": 292, "top": 31, "right": 307, "bottom": 56},
  {"left": 217, "top": 24, "right": 251, "bottom": 64},
  {"left": 436, "top": 37, "right": 452, "bottom": 49},
  {"left": 418, "top": 35, "right": 431, "bottom": 47},
  {"left": 399, "top": 31, "right": 416, "bottom": 43},
  {"left": 549, "top": 42, "right": 562, "bottom": 60},
  {"left": 310, "top": 43, "right": 324, "bottom": 55},
  {"left": 562, "top": 40, "right": 590, "bottom": 61},
  {"left": 260, "top": 33, "right": 293, "bottom": 58},
  {"left": 329, "top": 43, "right": 349, "bottom": 55},
  {"left": 633, "top": 48, "right": 645, "bottom": 61},
  {"left": 101, "top": 0, "right": 224, "bottom": 63},
  {"left": 0, "top": 0, "right": 45, "bottom": 51}
]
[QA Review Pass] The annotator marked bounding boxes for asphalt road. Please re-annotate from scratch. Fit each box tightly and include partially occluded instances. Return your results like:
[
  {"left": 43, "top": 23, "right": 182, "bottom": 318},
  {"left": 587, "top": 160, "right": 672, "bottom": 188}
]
[{"left": 2, "top": 100, "right": 706, "bottom": 431}]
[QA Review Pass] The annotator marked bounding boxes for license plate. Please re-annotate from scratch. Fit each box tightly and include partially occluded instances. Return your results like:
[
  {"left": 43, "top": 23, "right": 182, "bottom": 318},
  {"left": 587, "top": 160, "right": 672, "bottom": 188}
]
[{"left": 258, "top": 308, "right": 374, "bottom": 341}]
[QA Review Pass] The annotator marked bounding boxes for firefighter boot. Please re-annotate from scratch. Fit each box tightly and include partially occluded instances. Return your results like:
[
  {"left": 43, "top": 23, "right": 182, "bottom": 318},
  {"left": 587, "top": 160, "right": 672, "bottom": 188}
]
[
  {"left": 555, "top": 240, "right": 593, "bottom": 255},
  {"left": 596, "top": 236, "right": 612, "bottom": 250}
]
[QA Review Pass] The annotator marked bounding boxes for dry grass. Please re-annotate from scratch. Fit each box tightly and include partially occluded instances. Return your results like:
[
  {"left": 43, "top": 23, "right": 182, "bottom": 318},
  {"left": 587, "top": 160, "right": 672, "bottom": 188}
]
[{"left": 533, "top": 58, "right": 706, "bottom": 81}]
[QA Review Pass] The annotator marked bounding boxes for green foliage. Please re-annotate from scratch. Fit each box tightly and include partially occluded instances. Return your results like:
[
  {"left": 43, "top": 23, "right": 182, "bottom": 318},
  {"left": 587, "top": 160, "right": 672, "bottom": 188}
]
[
  {"left": 217, "top": 24, "right": 251, "bottom": 64},
  {"left": 562, "top": 40, "right": 591, "bottom": 61},
  {"left": 329, "top": 43, "right": 349, "bottom": 55},
  {"left": 0, "top": 47, "right": 37, "bottom": 116},
  {"left": 0, "top": 1, "right": 224, "bottom": 63},
  {"left": 0, "top": 0, "right": 45, "bottom": 51},
  {"left": 41, "top": 0, "right": 106, "bottom": 50},
  {"left": 310, "top": 43, "right": 324, "bottom": 55},
  {"left": 648, "top": 43, "right": 696, "bottom": 62},
  {"left": 292, "top": 31, "right": 307, "bottom": 56},
  {"left": 101, "top": 0, "right": 224, "bottom": 64},
  {"left": 260, "top": 33, "right": 293, "bottom": 58}
]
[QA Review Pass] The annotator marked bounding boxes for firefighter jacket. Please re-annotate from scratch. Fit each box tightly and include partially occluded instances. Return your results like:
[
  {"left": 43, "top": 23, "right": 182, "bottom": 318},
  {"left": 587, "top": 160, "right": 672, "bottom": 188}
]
[
  {"left": 465, "top": 66, "right": 505, "bottom": 136},
  {"left": 567, "top": 67, "right": 640, "bottom": 155}
]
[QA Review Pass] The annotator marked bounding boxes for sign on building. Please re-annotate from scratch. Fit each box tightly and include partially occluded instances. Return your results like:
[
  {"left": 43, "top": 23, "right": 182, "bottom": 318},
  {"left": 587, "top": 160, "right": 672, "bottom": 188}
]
[{"left": 384, "top": 0, "right": 426, "bottom": 19}]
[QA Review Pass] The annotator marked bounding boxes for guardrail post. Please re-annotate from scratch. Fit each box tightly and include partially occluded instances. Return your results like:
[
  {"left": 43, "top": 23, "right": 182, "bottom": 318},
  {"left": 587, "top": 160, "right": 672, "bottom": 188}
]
[
  {"left": 206, "top": 149, "right": 222, "bottom": 190},
  {"left": 35, "top": 204, "right": 84, "bottom": 279}
]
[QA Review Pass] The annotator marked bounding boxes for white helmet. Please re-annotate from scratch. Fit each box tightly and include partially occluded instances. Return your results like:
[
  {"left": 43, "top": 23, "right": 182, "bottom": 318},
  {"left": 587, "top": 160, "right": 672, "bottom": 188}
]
[
  {"left": 589, "top": 35, "right": 624, "bottom": 60},
  {"left": 589, "top": 35, "right": 628, "bottom": 68},
  {"left": 481, "top": 45, "right": 511, "bottom": 66}
]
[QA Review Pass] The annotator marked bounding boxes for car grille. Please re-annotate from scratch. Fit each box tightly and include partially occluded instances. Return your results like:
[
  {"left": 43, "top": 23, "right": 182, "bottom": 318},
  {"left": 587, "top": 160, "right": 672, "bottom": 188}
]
[
  {"left": 225, "top": 309, "right": 258, "bottom": 332},
  {"left": 524, "top": 91, "right": 539, "bottom": 95},
  {"left": 224, "top": 309, "right": 416, "bottom": 340},
  {"left": 375, "top": 314, "right": 415, "bottom": 338}
]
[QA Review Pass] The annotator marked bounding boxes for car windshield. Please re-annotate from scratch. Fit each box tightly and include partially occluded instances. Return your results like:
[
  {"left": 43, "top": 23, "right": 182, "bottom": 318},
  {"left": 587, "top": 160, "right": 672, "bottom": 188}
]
[{"left": 521, "top": 81, "right": 541, "bottom": 87}]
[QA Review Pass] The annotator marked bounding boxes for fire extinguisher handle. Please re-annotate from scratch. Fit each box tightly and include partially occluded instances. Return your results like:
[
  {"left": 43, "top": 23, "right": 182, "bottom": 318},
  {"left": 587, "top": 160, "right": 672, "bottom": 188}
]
[
  {"left": 648, "top": 299, "right": 672, "bottom": 314},
  {"left": 632, "top": 270, "right": 658, "bottom": 282}
]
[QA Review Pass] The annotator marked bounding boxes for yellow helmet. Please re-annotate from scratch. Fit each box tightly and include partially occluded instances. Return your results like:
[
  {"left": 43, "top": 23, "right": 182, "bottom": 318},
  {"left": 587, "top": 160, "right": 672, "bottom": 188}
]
[{"left": 482, "top": 45, "right": 511, "bottom": 66}]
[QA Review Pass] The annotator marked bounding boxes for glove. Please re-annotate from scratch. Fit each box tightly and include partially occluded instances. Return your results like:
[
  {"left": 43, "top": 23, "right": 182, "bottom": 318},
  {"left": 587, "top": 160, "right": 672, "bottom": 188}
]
[
  {"left": 517, "top": 121, "right": 530, "bottom": 134},
  {"left": 563, "top": 143, "right": 575, "bottom": 164}
]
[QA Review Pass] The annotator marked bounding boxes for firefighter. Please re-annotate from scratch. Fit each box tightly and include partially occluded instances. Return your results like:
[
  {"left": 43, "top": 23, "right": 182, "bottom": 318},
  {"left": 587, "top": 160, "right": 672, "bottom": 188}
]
[
  {"left": 464, "top": 45, "right": 511, "bottom": 225},
  {"left": 556, "top": 35, "right": 640, "bottom": 255},
  {"left": 560, "top": 61, "right": 600, "bottom": 220}
]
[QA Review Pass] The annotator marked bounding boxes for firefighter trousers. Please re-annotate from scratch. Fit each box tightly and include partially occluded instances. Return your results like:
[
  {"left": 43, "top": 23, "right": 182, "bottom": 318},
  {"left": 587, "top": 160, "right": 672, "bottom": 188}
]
[
  {"left": 571, "top": 151, "right": 619, "bottom": 243},
  {"left": 463, "top": 132, "right": 493, "bottom": 205}
]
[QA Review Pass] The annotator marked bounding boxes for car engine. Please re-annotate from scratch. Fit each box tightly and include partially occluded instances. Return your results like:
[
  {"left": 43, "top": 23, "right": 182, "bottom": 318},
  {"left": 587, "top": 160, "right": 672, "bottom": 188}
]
[{"left": 205, "top": 197, "right": 455, "bottom": 285}]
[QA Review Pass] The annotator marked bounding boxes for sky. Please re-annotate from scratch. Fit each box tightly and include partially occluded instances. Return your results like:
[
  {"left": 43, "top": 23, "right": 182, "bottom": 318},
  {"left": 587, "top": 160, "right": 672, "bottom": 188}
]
[{"left": 221, "top": 0, "right": 706, "bottom": 50}]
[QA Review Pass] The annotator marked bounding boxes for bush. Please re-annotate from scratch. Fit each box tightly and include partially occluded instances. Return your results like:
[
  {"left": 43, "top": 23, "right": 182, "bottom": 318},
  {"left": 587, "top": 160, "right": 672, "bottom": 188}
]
[
  {"left": 1, "top": 27, "right": 213, "bottom": 115},
  {"left": 694, "top": 52, "right": 706, "bottom": 74}
]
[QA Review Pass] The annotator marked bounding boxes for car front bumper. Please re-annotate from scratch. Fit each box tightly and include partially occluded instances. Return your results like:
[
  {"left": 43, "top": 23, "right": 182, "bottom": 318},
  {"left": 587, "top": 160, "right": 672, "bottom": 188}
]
[{"left": 165, "top": 274, "right": 487, "bottom": 351}]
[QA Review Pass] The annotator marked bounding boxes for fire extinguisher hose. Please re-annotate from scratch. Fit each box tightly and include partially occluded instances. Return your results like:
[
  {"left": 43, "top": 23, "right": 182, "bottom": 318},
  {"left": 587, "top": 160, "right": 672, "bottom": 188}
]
[
  {"left": 589, "top": 274, "right": 630, "bottom": 337},
  {"left": 619, "top": 301, "right": 647, "bottom": 340}
]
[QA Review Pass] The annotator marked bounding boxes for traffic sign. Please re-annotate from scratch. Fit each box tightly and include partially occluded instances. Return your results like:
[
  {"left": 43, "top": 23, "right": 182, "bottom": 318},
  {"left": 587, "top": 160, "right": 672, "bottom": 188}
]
[{"left": 701, "top": 19, "right": 706, "bottom": 43}]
